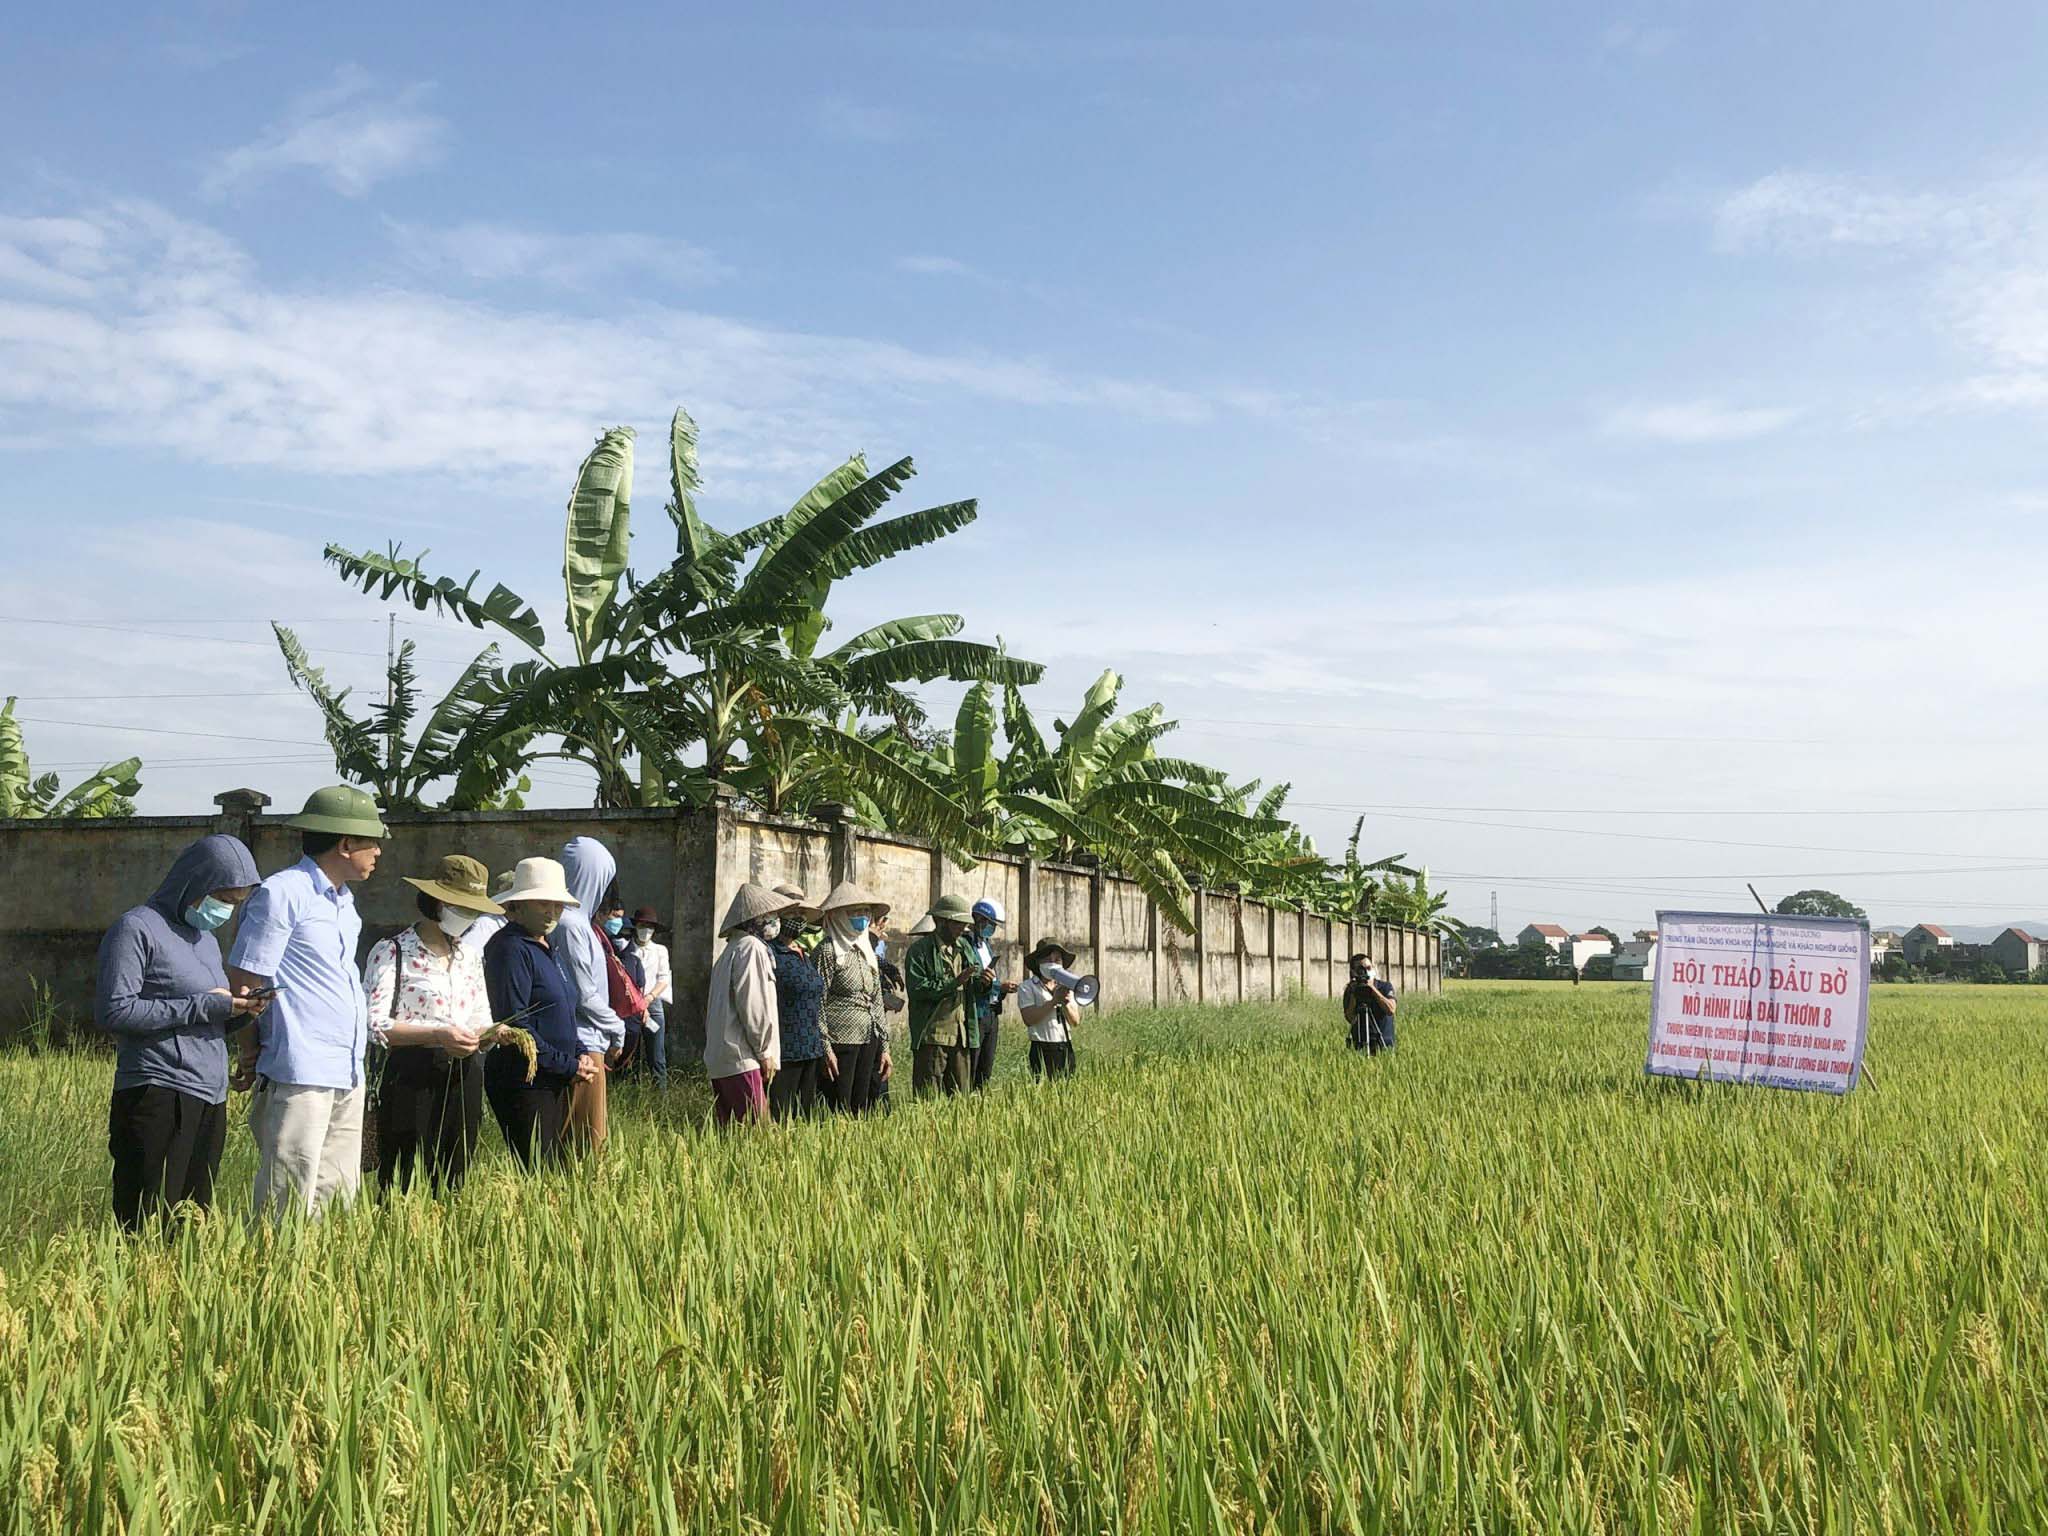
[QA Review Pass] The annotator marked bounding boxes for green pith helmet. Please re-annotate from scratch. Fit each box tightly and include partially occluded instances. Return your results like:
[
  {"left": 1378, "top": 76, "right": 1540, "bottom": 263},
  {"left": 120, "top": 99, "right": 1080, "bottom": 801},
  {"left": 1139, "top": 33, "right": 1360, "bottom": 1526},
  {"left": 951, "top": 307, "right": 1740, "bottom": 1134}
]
[
  {"left": 286, "top": 785, "right": 390, "bottom": 839},
  {"left": 928, "top": 893, "right": 976, "bottom": 925}
]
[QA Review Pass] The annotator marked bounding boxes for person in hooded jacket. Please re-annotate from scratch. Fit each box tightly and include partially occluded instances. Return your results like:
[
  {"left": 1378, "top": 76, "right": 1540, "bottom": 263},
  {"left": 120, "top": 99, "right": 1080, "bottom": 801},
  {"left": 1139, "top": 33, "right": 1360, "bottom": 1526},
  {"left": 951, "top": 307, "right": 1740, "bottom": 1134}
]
[
  {"left": 557, "top": 837, "right": 629, "bottom": 1154},
  {"left": 95, "top": 834, "right": 264, "bottom": 1230}
]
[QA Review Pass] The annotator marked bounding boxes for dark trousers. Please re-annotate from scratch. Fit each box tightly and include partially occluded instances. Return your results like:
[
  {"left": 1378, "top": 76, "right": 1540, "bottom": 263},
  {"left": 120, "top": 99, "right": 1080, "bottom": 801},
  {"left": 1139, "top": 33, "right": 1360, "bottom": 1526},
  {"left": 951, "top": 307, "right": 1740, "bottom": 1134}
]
[
  {"left": 972, "top": 1016, "right": 1000, "bottom": 1089},
  {"left": 109, "top": 1084, "right": 226, "bottom": 1231},
  {"left": 770, "top": 1055, "right": 825, "bottom": 1121},
  {"left": 914, "top": 1041, "right": 974, "bottom": 1097},
  {"left": 1029, "top": 1040, "right": 1076, "bottom": 1079},
  {"left": 377, "top": 1048, "right": 484, "bottom": 1194},
  {"left": 825, "top": 1038, "right": 882, "bottom": 1115},
  {"left": 485, "top": 1051, "right": 573, "bottom": 1171}
]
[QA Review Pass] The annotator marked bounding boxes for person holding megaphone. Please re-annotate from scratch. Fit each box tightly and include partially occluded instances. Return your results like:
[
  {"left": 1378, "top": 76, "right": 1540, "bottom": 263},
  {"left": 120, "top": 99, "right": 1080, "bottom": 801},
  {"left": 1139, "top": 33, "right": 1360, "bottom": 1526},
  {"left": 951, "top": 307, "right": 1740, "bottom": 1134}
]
[{"left": 1019, "top": 939, "right": 1091, "bottom": 1079}]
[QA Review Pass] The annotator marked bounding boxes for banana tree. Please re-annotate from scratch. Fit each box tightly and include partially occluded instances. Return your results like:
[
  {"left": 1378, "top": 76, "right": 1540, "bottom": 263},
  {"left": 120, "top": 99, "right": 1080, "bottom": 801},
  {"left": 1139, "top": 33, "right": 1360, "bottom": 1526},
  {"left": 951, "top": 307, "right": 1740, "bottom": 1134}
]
[
  {"left": 1322, "top": 815, "right": 1418, "bottom": 919},
  {"left": 325, "top": 426, "right": 696, "bottom": 808},
  {"left": 270, "top": 626, "right": 527, "bottom": 810},
  {"left": 0, "top": 698, "right": 142, "bottom": 819},
  {"left": 991, "top": 671, "right": 1282, "bottom": 933},
  {"left": 1370, "top": 866, "right": 1465, "bottom": 946}
]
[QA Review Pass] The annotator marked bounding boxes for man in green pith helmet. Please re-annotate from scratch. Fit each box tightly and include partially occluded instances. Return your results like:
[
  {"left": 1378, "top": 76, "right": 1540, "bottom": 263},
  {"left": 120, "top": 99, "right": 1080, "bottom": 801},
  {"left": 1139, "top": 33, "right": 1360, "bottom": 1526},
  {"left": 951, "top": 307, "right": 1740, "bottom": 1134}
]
[
  {"left": 906, "top": 893, "right": 988, "bottom": 1096},
  {"left": 227, "top": 785, "right": 387, "bottom": 1220}
]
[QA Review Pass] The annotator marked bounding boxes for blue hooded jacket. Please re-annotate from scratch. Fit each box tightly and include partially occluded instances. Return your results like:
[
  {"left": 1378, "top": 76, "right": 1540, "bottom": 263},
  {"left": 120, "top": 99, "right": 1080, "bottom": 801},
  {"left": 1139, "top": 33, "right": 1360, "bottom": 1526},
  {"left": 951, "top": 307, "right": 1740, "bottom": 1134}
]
[
  {"left": 95, "top": 834, "right": 261, "bottom": 1103},
  {"left": 558, "top": 836, "right": 626, "bottom": 1053}
]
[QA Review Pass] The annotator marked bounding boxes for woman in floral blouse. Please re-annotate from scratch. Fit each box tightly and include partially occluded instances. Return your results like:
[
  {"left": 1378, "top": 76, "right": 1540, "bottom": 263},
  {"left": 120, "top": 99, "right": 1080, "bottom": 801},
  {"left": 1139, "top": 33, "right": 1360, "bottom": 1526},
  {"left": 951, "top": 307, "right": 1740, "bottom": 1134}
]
[
  {"left": 816, "top": 881, "right": 891, "bottom": 1115},
  {"left": 363, "top": 853, "right": 501, "bottom": 1193}
]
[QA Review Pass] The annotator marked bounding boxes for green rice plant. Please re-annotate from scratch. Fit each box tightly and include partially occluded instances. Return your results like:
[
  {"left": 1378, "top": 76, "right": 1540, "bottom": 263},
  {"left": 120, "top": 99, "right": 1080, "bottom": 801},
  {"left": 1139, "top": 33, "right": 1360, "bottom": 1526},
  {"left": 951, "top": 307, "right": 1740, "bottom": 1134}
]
[{"left": 0, "top": 983, "right": 2043, "bottom": 1532}]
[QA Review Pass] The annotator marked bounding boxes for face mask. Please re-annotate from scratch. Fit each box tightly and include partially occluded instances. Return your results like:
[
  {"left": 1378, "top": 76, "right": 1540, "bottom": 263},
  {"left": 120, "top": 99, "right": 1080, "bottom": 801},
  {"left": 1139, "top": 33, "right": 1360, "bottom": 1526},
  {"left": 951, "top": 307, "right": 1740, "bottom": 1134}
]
[
  {"left": 438, "top": 909, "right": 479, "bottom": 940},
  {"left": 602, "top": 916, "right": 625, "bottom": 936},
  {"left": 874, "top": 939, "right": 888, "bottom": 959},
  {"left": 184, "top": 895, "right": 234, "bottom": 932},
  {"left": 635, "top": 926, "right": 654, "bottom": 944},
  {"left": 753, "top": 918, "right": 781, "bottom": 941},
  {"left": 978, "top": 922, "right": 997, "bottom": 941},
  {"left": 849, "top": 915, "right": 870, "bottom": 933},
  {"left": 513, "top": 907, "right": 559, "bottom": 938}
]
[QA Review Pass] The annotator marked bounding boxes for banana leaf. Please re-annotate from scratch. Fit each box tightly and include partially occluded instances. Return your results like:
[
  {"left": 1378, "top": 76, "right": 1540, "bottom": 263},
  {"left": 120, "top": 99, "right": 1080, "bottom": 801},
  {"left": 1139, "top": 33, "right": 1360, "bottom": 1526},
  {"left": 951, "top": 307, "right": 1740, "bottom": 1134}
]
[{"left": 564, "top": 426, "right": 635, "bottom": 665}]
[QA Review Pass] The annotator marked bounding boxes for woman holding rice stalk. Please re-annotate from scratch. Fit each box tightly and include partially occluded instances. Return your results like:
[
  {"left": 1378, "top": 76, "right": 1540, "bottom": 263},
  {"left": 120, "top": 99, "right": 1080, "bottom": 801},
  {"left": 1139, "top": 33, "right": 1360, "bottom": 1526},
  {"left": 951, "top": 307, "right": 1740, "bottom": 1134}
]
[
  {"left": 481, "top": 857, "right": 590, "bottom": 1170},
  {"left": 362, "top": 854, "right": 502, "bottom": 1194}
]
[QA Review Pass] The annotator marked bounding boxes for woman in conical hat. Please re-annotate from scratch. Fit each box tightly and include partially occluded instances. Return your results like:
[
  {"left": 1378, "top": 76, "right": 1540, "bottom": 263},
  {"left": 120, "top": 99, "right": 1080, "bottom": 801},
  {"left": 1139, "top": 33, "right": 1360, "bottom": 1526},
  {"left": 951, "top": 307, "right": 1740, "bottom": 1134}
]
[{"left": 704, "top": 884, "right": 799, "bottom": 1125}]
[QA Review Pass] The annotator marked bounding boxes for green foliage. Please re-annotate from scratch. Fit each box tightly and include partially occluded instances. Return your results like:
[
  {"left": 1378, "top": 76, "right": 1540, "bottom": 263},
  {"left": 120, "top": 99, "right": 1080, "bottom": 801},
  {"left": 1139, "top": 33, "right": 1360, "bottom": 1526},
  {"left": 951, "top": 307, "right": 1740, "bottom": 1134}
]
[
  {"left": 1775, "top": 889, "right": 1867, "bottom": 920},
  {"left": 0, "top": 698, "right": 142, "bottom": 819}
]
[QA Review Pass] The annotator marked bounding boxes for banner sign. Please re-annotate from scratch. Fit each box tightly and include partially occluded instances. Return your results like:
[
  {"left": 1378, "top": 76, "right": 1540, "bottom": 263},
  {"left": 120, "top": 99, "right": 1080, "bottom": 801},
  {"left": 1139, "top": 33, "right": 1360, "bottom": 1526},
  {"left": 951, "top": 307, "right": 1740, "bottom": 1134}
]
[{"left": 1645, "top": 910, "right": 1870, "bottom": 1093}]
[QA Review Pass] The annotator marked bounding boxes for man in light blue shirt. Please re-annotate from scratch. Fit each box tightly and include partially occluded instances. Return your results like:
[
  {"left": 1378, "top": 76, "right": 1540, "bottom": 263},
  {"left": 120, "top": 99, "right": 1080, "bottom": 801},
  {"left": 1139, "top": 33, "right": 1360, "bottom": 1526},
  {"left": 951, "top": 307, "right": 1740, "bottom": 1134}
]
[{"left": 228, "top": 786, "right": 386, "bottom": 1219}]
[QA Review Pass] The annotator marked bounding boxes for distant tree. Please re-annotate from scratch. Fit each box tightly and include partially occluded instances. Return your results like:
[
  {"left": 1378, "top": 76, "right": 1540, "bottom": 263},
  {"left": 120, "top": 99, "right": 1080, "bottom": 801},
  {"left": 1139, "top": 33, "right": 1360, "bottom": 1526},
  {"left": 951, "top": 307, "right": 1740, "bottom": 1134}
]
[
  {"left": 1472, "top": 940, "right": 1559, "bottom": 980},
  {"left": 1967, "top": 958, "right": 2008, "bottom": 984},
  {"left": 1775, "top": 890, "right": 1866, "bottom": 920},
  {"left": 1461, "top": 926, "right": 1504, "bottom": 951},
  {"left": 1880, "top": 954, "right": 1910, "bottom": 983},
  {"left": 1588, "top": 926, "right": 1620, "bottom": 945},
  {"left": 1584, "top": 954, "right": 1616, "bottom": 981}
]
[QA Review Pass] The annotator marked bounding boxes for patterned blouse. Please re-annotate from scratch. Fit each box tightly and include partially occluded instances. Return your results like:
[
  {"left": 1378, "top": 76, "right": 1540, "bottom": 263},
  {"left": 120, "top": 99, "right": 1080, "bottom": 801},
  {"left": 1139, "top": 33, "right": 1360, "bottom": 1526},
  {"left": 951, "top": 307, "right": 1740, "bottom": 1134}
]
[
  {"left": 816, "top": 940, "right": 886, "bottom": 1047},
  {"left": 363, "top": 925, "right": 492, "bottom": 1048},
  {"left": 770, "top": 940, "right": 827, "bottom": 1062}
]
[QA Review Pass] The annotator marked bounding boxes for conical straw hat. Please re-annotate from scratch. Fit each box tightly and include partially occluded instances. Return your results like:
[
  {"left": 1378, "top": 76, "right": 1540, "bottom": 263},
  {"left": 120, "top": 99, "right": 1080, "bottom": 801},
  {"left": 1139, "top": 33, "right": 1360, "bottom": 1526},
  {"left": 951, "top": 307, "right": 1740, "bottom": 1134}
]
[
  {"left": 771, "top": 881, "right": 818, "bottom": 921},
  {"left": 720, "top": 881, "right": 797, "bottom": 937},
  {"left": 817, "top": 880, "right": 889, "bottom": 918}
]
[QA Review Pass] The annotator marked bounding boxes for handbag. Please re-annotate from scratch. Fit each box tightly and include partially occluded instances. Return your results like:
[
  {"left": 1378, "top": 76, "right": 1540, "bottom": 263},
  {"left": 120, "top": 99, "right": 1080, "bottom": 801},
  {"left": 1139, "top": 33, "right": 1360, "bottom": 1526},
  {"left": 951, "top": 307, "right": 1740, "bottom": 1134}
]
[{"left": 603, "top": 938, "right": 648, "bottom": 1023}]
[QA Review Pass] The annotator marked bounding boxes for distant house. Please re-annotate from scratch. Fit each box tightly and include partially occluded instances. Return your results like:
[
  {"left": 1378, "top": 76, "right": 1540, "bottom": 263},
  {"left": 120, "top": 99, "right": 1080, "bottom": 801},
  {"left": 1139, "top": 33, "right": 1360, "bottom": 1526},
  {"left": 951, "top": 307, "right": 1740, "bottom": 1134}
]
[
  {"left": 1990, "top": 928, "right": 2042, "bottom": 977},
  {"left": 1870, "top": 931, "right": 1902, "bottom": 967},
  {"left": 1568, "top": 932, "right": 1616, "bottom": 972},
  {"left": 1903, "top": 924, "right": 1955, "bottom": 966},
  {"left": 1517, "top": 923, "right": 1569, "bottom": 953},
  {"left": 1614, "top": 937, "right": 1658, "bottom": 981}
]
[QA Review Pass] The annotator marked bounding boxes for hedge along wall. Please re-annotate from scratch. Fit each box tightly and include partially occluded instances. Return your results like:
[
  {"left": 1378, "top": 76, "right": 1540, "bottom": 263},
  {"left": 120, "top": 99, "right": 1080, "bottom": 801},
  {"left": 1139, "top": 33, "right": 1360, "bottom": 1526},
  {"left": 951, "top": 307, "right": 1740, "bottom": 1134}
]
[{"left": 0, "top": 789, "right": 1440, "bottom": 1049}]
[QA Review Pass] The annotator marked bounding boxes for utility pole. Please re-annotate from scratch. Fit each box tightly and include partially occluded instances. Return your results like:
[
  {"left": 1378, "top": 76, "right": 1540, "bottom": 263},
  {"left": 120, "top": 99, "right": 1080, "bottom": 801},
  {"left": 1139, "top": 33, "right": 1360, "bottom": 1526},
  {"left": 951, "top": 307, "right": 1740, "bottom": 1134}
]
[
  {"left": 384, "top": 612, "right": 398, "bottom": 793},
  {"left": 1491, "top": 889, "right": 1499, "bottom": 937}
]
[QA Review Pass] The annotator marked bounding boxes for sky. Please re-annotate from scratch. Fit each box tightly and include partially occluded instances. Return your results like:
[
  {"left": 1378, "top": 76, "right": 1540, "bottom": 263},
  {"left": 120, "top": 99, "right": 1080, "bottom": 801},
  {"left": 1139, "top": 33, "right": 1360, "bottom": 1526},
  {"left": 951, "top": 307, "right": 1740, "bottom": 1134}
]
[{"left": 5, "top": 1, "right": 2048, "bottom": 937}]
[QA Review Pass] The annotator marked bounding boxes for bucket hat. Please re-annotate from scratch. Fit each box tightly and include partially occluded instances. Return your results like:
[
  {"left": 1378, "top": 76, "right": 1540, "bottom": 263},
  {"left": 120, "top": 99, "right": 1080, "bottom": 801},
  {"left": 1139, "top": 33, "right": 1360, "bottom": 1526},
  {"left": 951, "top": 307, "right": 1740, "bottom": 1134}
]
[
  {"left": 1028, "top": 938, "right": 1078, "bottom": 971},
  {"left": 631, "top": 905, "right": 665, "bottom": 930},
  {"left": 928, "top": 893, "right": 976, "bottom": 925},
  {"left": 286, "top": 785, "right": 389, "bottom": 839},
  {"left": 819, "top": 880, "right": 889, "bottom": 918},
  {"left": 499, "top": 857, "right": 579, "bottom": 906},
  {"left": 403, "top": 854, "right": 504, "bottom": 914},
  {"left": 720, "top": 881, "right": 798, "bottom": 937}
]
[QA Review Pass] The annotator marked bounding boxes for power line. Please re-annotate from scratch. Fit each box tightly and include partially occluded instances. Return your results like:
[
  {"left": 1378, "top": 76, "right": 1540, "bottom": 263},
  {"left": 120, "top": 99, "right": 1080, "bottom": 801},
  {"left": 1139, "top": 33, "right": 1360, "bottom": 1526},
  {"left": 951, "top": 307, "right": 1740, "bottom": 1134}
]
[
  {"left": 10, "top": 716, "right": 329, "bottom": 748},
  {"left": 1180, "top": 715, "right": 2037, "bottom": 749},
  {"left": 1289, "top": 804, "right": 2044, "bottom": 863},
  {"left": 1326, "top": 800, "right": 2048, "bottom": 818},
  {"left": 7, "top": 692, "right": 304, "bottom": 702},
  {"left": 0, "top": 617, "right": 485, "bottom": 664}
]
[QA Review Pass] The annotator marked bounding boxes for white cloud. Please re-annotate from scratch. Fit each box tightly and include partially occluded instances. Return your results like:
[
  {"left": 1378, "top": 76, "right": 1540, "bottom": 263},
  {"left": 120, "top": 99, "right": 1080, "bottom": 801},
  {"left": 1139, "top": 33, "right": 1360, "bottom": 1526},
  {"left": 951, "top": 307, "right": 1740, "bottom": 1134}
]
[
  {"left": 1599, "top": 399, "right": 1800, "bottom": 443},
  {"left": 1711, "top": 170, "right": 2002, "bottom": 253},
  {"left": 0, "top": 197, "right": 1344, "bottom": 496},
  {"left": 204, "top": 67, "right": 447, "bottom": 198},
  {"left": 387, "top": 220, "right": 727, "bottom": 289},
  {"left": 895, "top": 254, "right": 972, "bottom": 276}
]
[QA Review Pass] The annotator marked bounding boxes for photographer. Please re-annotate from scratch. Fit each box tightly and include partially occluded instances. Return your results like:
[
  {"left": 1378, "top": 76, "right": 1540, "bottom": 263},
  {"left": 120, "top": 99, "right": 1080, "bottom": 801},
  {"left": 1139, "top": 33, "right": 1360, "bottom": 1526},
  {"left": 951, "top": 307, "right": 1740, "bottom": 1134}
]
[{"left": 1342, "top": 953, "right": 1397, "bottom": 1054}]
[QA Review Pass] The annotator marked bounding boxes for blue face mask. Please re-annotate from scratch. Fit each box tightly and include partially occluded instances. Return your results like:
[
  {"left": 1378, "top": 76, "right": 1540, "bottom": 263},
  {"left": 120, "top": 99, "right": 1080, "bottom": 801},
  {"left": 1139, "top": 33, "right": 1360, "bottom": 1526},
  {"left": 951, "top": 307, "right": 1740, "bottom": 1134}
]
[
  {"left": 874, "top": 939, "right": 888, "bottom": 959},
  {"left": 849, "top": 915, "right": 870, "bottom": 933},
  {"left": 978, "top": 922, "right": 997, "bottom": 941},
  {"left": 602, "top": 916, "right": 624, "bottom": 936},
  {"left": 184, "top": 895, "right": 235, "bottom": 932}
]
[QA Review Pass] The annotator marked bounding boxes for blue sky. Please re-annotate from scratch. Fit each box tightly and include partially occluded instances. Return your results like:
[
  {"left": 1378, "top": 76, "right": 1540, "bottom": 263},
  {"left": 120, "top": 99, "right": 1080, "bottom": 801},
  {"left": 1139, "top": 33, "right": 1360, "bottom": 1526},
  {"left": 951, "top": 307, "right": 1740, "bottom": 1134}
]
[{"left": 5, "top": 2, "right": 2048, "bottom": 934}]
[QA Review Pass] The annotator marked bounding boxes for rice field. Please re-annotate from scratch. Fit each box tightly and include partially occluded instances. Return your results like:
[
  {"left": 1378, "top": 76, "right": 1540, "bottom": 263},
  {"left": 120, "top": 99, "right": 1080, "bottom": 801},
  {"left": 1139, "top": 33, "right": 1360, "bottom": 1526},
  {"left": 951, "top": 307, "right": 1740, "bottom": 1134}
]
[{"left": 1, "top": 981, "right": 2043, "bottom": 1533}]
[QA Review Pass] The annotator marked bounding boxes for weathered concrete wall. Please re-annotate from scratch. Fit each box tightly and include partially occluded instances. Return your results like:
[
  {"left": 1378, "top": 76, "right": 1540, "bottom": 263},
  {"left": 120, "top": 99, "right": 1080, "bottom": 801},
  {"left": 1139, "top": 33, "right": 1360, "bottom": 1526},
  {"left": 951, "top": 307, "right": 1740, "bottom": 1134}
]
[{"left": 0, "top": 793, "right": 1442, "bottom": 1045}]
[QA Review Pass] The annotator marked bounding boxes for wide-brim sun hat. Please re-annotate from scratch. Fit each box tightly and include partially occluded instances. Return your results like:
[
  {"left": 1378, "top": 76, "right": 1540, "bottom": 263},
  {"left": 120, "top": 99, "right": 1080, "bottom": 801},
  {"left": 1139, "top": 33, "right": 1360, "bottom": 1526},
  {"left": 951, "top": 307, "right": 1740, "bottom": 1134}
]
[
  {"left": 286, "top": 785, "right": 390, "bottom": 839},
  {"left": 631, "top": 905, "right": 665, "bottom": 930},
  {"left": 818, "top": 880, "right": 889, "bottom": 919},
  {"left": 928, "top": 893, "right": 976, "bottom": 925},
  {"left": 404, "top": 853, "right": 504, "bottom": 914},
  {"left": 908, "top": 913, "right": 935, "bottom": 936},
  {"left": 1029, "top": 938, "right": 1078, "bottom": 970},
  {"left": 499, "top": 857, "right": 579, "bottom": 907},
  {"left": 721, "top": 881, "right": 799, "bottom": 937}
]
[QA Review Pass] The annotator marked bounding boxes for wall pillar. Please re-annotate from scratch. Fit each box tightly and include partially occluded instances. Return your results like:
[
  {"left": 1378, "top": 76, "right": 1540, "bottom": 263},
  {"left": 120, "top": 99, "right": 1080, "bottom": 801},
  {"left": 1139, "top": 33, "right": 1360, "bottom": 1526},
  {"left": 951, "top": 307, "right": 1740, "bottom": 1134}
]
[
  {"left": 1019, "top": 854, "right": 1038, "bottom": 960},
  {"left": 669, "top": 792, "right": 736, "bottom": 1061},
  {"left": 212, "top": 787, "right": 271, "bottom": 845},
  {"left": 816, "top": 802, "right": 859, "bottom": 888},
  {"left": 1088, "top": 867, "right": 1104, "bottom": 981},
  {"left": 1193, "top": 885, "right": 1207, "bottom": 1003}
]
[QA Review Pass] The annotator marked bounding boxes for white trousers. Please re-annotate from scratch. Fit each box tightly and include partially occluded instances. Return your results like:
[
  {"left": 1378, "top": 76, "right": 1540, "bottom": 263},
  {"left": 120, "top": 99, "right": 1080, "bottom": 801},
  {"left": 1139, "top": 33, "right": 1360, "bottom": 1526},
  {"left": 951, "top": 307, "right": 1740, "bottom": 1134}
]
[{"left": 249, "top": 1079, "right": 364, "bottom": 1220}]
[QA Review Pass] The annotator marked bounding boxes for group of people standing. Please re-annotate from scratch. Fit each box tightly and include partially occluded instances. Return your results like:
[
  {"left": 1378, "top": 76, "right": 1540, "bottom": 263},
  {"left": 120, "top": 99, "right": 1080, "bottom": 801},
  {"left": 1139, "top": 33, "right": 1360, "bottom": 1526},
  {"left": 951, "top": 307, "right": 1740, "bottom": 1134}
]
[
  {"left": 94, "top": 785, "right": 1084, "bottom": 1231},
  {"left": 699, "top": 881, "right": 1085, "bottom": 1124}
]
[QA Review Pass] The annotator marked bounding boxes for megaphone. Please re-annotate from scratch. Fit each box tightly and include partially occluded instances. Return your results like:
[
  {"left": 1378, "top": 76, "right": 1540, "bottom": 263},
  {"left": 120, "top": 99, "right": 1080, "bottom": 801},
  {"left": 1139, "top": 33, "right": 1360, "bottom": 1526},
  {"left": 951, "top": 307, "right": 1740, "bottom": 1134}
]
[{"left": 1044, "top": 964, "right": 1099, "bottom": 1007}]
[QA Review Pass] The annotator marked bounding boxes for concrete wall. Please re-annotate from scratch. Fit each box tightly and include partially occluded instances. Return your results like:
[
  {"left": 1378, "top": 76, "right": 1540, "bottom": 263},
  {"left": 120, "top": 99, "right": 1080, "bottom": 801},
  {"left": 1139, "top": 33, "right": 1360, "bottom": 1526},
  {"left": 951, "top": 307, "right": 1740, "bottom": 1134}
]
[{"left": 0, "top": 791, "right": 1442, "bottom": 1045}]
